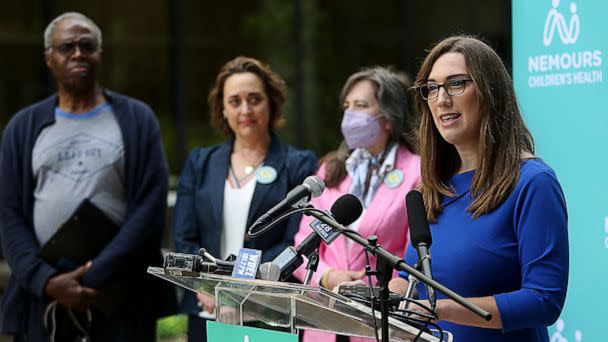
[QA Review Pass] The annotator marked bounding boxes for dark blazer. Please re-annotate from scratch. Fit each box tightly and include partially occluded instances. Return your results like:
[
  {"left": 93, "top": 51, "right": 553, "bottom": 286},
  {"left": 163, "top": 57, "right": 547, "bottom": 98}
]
[
  {"left": 0, "top": 90, "right": 177, "bottom": 338},
  {"left": 173, "top": 135, "right": 317, "bottom": 314}
]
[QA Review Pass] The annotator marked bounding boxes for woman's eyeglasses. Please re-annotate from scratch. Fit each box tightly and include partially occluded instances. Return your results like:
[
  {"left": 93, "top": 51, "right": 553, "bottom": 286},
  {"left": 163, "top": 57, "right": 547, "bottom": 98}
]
[{"left": 418, "top": 78, "right": 472, "bottom": 101}]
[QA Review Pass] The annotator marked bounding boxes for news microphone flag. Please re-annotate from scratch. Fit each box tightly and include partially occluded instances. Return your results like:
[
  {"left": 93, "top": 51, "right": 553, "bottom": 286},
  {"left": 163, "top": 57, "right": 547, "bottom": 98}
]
[
  {"left": 309, "top": 218, "right": 341, "bottom": 244},
  {"left": 232, "top": 248, "right": 262, "bottom": 279}
]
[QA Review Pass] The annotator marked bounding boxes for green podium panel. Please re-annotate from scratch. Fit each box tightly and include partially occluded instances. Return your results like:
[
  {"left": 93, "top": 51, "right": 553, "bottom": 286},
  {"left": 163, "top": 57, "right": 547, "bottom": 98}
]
[{"left": 207, "top": 321, "right": 297, "bottom": 342}]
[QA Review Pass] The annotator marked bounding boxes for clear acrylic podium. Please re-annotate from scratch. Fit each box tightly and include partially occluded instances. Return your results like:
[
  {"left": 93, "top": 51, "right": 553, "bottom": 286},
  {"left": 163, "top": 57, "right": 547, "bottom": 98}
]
[{"left": 148, "top": 267, "right": 451, "bottom": 341}]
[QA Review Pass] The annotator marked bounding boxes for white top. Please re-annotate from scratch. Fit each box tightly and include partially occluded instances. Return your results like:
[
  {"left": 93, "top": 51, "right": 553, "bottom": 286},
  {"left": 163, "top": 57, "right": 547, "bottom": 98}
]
[{"left": 220, "top": 178, "right": 256, "bottom": 259}]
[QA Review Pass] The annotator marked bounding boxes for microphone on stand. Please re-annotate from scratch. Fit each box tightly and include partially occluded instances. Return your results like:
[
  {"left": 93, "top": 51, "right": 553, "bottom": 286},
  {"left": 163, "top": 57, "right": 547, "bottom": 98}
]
[
  {"left": 258, "top": 262, "right": 281, "bottom": 281},
  {"left": 258, "top": 194, "right": 363, "bottom": 281},
  {"left": 248, "top": 176, "right": 325, "bottom": 236},
  {"left": 406, "top": 190, "right": 437, "bottom": 309}
]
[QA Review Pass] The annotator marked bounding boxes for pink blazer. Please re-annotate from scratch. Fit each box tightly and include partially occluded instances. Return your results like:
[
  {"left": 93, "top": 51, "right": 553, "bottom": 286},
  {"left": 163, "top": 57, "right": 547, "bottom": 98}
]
[{"left": 293, "top": 145, "right": 421, "bottom": 342}]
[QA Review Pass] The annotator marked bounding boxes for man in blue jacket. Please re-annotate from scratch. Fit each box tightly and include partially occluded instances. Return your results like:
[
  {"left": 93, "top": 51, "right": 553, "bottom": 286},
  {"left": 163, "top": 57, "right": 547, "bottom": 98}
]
[{"left": 0, "top": 12, "right": 176, "bottom": 341}]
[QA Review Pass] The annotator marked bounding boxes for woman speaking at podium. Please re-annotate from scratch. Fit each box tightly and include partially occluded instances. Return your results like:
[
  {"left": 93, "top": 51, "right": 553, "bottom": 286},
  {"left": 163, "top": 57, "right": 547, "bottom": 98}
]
[
  {"left": 172, "top": 56, "right": 317, "bottom": 342},
  {"left": 392, "top": 35, "right": 569, "bottom": 342},
  {"left": 293, "top": 66, "right": 421, "bottom": 342}
]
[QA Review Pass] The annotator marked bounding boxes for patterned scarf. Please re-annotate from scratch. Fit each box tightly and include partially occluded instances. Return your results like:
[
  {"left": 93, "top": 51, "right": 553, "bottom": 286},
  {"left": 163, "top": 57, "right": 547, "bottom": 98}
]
[{"left": 345, "top": 143, "right": 397, "bottom": 208}]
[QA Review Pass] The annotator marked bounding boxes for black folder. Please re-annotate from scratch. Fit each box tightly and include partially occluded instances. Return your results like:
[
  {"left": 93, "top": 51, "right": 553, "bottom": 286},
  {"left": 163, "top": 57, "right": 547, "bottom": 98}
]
[{"left": 38, "top": 199, "right": 119, "bottom": 271}]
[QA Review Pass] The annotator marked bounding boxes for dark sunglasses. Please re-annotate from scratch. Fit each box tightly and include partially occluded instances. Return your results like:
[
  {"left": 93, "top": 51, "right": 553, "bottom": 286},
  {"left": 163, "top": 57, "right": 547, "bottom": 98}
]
[{"left": 52, "top": 39, "right": 99, "bottom": 56}]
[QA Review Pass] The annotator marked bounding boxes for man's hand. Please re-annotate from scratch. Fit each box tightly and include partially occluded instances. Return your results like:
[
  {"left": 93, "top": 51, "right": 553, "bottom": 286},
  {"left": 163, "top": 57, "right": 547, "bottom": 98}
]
[{"left": 44, "top": 261, "right": 98, "bottom": 311}]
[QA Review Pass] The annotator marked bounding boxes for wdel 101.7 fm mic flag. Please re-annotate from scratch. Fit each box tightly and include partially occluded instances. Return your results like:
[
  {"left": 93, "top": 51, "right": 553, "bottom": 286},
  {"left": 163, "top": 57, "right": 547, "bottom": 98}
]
[{"left": 406, "top": 190, "right": 437, "bottom": 309}]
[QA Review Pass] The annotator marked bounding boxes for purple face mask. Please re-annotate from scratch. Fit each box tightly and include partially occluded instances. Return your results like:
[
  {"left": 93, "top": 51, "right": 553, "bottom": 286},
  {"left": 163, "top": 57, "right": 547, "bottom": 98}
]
[{"left": 341, "top": 110, "right": 382, "bottom": 149}]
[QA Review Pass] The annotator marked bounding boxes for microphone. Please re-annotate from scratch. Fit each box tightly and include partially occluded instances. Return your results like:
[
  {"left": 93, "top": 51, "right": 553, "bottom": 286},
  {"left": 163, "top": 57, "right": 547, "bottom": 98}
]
[
  {"left": 258, "top": 262, "right": 281, "bottom": 281},
  {"left": 299, "top": 193, "right": 363, "bottom": 256},
  {"left": 199, "top": 248, "right": 218, "bottom": 263},
  {"left": 258, "top": 193, "right": 363, "bottom": 281},
  {"left": 163, "top": 252, "right": 232, "bottom": 277},
  {"left": 327, "top": 193, "right": 363, "bottom": 228},
  {"left": 406, "top": 190, "right": 436, "bottom": 309},
  {"left": 248, "top": 175, "right": 325, "bottom": 235},
  {"left": 198, "top": 248, "right": 235, "bottom": 268}
]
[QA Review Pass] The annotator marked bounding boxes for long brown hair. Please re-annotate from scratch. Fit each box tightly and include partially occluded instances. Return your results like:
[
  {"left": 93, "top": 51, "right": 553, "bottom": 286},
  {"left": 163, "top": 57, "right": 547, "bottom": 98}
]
[
  {"left": 208, "top": 56, "right": 286, "bottom": 136},
  {"left": 324, "top": 66, "right": 416, "bottom": 187},
  {"left": 415, "top": 35, "right": 534, "bottom": 221}
]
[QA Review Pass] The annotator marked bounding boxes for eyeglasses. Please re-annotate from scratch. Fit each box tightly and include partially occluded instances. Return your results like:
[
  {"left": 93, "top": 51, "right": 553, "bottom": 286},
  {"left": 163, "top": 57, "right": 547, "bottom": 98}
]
[
  {"left": 50, "top": 39, "right": 99, "bottom": 56},
  {"left": 418, "top": 78, "right": 472, "bottom": 101}
]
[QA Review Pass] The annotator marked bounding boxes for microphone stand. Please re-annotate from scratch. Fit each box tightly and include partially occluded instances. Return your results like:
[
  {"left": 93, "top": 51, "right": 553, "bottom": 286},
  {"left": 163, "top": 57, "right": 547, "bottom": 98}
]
[
  {"left": 299, "top": 204, "right": 325, "bottom": 285},
  {"left": 402, "top": 266, "right": 419, "bottom": 310},
  {"left": 303, "top": 248, "right": 320, "bottom": 285},
  {"left": 365, "top": 236, "right": 393, "bottom": 342},
  {"left": 303, "top": 208, "right": 492, "bottom": 342}
]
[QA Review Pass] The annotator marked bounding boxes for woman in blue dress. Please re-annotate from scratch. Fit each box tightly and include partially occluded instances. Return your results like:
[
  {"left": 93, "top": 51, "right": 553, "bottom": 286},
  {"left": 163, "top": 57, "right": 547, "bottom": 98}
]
[{"left": 392, "top": 35, "right": 569, "bottom": 342}]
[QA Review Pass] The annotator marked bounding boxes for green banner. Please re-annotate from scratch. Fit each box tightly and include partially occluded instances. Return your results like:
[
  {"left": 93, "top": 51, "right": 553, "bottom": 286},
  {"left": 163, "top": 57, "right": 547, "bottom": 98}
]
[{"left": 207, "top": 321, "right": 298, "bottom": 342}]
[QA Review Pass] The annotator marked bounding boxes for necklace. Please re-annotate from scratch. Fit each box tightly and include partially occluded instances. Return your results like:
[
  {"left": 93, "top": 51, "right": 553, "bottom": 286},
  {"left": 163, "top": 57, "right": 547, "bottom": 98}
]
[
  {"left": 229, "top": 158, "right": 264, "bottom": 188},
  {"left": 244, "top": 165, "right": 256, "bottom": 175},
  {"left": 243, "top": 157, "right": 264, "bottom": 174},
  {"left": 233, "top": 137, "right": 269, "bottom": 176},
  {"left": 238, "top": 154, "right": 265, "bottom": 175}
]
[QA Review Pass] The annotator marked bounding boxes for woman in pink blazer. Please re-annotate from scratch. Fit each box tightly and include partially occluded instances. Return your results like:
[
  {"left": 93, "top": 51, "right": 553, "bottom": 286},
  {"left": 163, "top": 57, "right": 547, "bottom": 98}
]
[{"left": 293, "top": 67, "right": 421, "bottom": 342}]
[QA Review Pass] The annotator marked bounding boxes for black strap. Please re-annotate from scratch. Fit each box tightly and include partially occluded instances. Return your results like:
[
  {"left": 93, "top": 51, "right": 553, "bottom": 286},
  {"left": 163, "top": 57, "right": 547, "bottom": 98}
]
[{"left": 362, "top": 143, "right": 393, "bottom": 200}]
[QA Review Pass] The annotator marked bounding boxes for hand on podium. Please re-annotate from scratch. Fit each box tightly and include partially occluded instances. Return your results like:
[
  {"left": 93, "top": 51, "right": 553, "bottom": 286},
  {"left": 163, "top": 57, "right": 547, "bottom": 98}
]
[
  {"left": 404, "top": 299, "right": 439, "bottom": 322},
  {"left": 197, "top": 291, "right": 243, "bottom": 324},
  {"left": 320, "top": 269, "right": 366, "bottom": 290},
  {"left": 332, "top": 279, "right": 367, "bottom": 293},
  {"left": 196, "top": 292, "right": 216, "bottom": 314}
]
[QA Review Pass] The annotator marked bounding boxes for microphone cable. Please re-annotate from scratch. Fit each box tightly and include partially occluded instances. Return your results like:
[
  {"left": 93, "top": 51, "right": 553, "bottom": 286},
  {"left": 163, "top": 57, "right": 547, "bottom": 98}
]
[
  {"left": 389, "top": 299, "right": 444, "bottom": 342},
  {"left": 248, "top": 205, "right": 315, "bottom": 238},
  {"left": 252, "top": 205, "right": 366, "bottom": 241}
]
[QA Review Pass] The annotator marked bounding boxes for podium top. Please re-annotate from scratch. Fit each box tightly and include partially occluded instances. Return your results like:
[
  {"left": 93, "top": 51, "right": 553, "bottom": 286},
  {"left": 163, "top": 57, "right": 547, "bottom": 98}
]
[{"left": 148, "top": 267, "right": 451, "bottom": 342}]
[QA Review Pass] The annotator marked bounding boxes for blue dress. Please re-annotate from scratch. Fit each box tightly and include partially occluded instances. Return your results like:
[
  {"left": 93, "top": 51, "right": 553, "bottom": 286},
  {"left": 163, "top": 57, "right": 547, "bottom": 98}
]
[{"left": 401, "top": 159, "right": 569, "bottom": 342}]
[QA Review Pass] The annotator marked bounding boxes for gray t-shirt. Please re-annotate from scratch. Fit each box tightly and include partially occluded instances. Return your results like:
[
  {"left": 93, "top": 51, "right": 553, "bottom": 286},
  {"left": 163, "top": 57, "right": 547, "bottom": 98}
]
[{"left": 32, "top": 103, "right": 127, "bottom": 245}]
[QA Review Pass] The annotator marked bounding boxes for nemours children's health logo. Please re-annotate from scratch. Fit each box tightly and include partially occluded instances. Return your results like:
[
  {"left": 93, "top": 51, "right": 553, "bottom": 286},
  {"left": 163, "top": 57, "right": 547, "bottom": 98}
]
[
  {"left": 527, "top": 0, "right": 603, "bottom": 88},
  {"left": 543, "top": 0, "right": 579, "bottom": 46}
]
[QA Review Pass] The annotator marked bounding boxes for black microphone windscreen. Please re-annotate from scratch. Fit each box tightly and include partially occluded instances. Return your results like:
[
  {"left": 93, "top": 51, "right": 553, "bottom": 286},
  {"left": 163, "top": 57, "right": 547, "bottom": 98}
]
[
  {"left": 406, "top": 190, "right": 432, "bottom": 246},
  {"left": 330, "top": 194, "right": 363, "bottom": 226}
]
